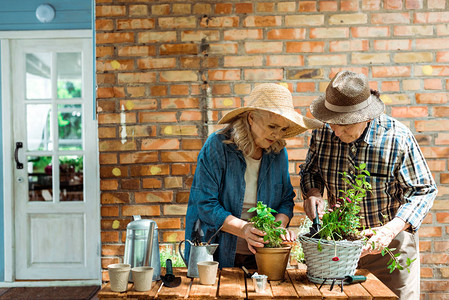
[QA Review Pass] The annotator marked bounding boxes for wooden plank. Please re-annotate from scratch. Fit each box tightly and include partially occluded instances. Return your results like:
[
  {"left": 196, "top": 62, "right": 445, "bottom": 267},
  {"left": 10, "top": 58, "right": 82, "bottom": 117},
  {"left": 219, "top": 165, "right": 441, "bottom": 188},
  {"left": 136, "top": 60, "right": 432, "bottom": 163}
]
[
  {"left": 218, "top": 268, "right": 246, "bottom": 299},
  {"left": 315, "top": 280, "right": 347, "bottom": 300},
  {"left": 188, "top": 270, "right": 220, "bottom": 299},
  {"left": 357, "top": 270, "right": 398, "bottom": 300},
  {"left": 246, "top": 274, "right": 274, "bottom": 299},
  {"left": 126, "top": 280, "right": 162, "bottom": 299},
  {"left": 97, "top": 283, "right": 129, "bottom": 299},
  {"left": 156, "top": 268, "right": 192, "bottom": 299},
  {"left": 287, "top": 269, "right": 321, "bottom": 300},
  {"left": 343, "top": 283, "right": 372, "bottom": 300},
  {"left": 269, "top": 272, "right": 299, "bottom": 299}
]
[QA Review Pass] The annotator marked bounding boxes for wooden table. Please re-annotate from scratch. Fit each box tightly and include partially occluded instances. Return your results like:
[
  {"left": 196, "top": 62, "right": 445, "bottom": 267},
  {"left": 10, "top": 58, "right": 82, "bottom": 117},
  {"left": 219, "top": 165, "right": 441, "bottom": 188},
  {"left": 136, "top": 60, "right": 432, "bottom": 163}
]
[{"left": 98, "top": 267, "right": 398, "bottom": 299}]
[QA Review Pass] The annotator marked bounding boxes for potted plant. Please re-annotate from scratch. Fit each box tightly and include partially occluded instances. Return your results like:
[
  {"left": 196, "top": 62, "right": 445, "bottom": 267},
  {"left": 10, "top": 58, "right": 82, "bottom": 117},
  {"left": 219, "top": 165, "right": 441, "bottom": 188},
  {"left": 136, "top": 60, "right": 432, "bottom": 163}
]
[
  {"left": 248, "top": 201, "right": 292, "bottom": 280},
  {"left": 299, "top": 164, "right": 415, "bottom": 284}
]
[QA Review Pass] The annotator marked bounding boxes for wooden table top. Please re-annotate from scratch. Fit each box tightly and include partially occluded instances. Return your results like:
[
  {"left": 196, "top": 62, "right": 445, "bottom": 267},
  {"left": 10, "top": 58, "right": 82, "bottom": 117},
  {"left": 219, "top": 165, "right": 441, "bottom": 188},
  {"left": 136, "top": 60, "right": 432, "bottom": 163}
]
[{"left": 98, "top": 267, "right": 398, "bottom": 299}]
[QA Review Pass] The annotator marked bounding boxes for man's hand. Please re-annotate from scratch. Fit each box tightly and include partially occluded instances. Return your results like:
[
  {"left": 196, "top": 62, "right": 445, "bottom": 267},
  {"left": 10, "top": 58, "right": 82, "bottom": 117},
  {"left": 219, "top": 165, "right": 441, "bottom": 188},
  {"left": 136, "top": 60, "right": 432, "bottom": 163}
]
[
  {"left": 360, "top": 226, "right": 396, "bottom": 257},
  {"left": 304, "top": 188, "right": 325, "bottom": 221},
  {"left": 360, "top": 218, "right": 408, "bottom": 257}
]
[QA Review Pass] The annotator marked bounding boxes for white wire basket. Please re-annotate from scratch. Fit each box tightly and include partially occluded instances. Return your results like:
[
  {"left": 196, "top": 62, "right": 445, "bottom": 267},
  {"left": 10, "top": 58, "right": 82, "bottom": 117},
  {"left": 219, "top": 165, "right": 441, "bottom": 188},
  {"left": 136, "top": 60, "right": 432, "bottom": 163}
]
[{"left": 298, "top": 234, "right": 363, "bottom": 284}]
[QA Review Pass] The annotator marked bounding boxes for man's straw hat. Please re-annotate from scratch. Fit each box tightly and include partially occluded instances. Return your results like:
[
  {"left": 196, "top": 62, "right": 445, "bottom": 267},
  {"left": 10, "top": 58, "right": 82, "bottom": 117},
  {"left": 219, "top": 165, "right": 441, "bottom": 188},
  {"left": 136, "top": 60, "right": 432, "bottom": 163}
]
[
  {"left": 218, "top": 83, "right": 322, "bottom": 138},
  {"left": 310, "top": 71, "right": 385, "bottom": 125}
]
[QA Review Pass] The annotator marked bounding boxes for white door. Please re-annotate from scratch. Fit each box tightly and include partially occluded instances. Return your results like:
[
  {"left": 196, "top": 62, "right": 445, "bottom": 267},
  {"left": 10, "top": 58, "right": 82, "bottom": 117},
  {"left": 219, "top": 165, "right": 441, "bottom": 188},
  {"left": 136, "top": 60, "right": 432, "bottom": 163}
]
[{"left": 9, "top": 38, "right": 99, "bottom": 280}]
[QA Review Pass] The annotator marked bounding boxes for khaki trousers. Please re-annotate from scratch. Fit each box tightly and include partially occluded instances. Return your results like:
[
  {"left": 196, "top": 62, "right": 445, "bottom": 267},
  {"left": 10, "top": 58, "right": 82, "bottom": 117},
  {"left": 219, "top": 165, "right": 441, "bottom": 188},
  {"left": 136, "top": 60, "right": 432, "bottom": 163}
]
[{"left": 358, "top": 231, "right": 420, "bottom": 300}]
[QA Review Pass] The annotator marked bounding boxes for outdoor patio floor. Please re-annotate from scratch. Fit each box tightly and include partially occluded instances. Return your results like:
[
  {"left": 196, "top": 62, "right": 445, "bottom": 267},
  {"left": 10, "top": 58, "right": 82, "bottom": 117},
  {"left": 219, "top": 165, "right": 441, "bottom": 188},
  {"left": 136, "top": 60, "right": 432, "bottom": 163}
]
[{"left": 0, "top": 286, "right": 100, "bottom": 300}]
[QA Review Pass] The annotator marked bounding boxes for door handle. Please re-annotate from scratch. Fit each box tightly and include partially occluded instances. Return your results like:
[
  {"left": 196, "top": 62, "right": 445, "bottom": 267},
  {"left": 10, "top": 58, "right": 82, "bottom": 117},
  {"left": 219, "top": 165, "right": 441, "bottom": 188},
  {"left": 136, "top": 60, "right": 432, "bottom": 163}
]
[{"left": 15, "top": 142, "right": 23, "bottom": 169}]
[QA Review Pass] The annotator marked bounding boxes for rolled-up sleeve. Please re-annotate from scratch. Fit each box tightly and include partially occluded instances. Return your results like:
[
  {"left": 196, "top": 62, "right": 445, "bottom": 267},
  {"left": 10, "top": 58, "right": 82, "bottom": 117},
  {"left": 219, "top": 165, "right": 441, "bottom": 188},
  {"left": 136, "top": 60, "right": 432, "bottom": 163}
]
[
  {"left": 299, "top": 132, "right": 325, "bottom": 198},
  {"left": 395, "top": 137, "right": 437, "bottom": 231}
]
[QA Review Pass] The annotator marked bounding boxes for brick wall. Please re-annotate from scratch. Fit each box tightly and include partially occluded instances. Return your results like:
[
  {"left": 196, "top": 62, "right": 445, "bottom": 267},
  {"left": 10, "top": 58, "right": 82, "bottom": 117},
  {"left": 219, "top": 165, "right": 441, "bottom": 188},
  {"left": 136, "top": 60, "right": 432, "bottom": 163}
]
[{"left": 95, "top": 0, "right": 449, "bottom": 297}]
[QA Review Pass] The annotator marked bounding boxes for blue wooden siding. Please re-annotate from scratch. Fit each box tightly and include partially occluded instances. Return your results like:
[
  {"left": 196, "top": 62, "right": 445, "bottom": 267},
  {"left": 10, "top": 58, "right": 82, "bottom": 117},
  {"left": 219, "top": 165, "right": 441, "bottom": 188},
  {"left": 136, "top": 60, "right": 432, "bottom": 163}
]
[{"left": 0, "top": 0, "right": 92, "bottom": 30}]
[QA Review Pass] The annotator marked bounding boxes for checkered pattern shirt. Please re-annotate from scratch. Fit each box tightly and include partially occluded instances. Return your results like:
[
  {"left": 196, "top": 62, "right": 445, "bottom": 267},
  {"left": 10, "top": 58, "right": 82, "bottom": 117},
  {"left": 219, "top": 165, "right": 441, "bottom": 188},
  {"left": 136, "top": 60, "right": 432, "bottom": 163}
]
[{"left": 300, "top": 114, "right": 437, "bottom": 232}]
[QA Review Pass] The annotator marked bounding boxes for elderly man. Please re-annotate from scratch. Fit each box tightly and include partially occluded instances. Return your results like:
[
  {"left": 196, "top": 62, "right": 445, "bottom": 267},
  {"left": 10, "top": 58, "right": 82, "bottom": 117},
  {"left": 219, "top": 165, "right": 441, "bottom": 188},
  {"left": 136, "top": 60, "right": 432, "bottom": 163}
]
[{"left": 299, "top": 71, "right": 437, "bottom": 300}]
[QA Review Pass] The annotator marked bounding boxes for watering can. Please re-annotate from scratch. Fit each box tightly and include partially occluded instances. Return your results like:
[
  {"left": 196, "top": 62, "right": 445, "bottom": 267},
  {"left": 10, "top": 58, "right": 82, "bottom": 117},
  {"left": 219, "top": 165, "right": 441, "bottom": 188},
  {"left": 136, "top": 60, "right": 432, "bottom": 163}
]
[
  {"left": 124, "top": 215, "right": 161, "bottom": 281},
  {"left": 178, "top": 240, "right": 218, "bottom": 278}
]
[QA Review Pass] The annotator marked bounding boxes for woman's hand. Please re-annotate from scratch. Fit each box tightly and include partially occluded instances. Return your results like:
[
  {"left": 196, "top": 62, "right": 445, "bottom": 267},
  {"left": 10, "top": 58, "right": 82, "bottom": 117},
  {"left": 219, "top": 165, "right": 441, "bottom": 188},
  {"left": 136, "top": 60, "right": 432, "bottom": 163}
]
[
  {"left": 242, "top": 223, "right": 267, "bottom": 254},
  {"left": 280, "top": 228, "right": 297, "bottom": 243}
]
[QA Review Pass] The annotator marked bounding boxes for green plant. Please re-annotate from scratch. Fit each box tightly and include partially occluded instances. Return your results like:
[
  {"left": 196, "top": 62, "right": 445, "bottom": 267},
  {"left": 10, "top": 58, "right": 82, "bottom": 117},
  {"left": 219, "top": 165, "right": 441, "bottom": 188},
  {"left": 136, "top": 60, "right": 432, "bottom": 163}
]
[
  {"left": 316, "top": 163, "right": 415, "bottom": 273},
  {"left": 160, "top": 246, "right": 186, "bottom": 268},
  {"left": 248, "top": 201, "right": 286, "bottom": 248}
]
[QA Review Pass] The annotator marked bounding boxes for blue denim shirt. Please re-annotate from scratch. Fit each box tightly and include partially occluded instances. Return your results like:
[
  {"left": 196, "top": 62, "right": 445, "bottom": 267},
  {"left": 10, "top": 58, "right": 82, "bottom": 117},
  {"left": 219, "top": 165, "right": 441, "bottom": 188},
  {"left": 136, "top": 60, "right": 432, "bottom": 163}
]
[{"left": 184, "top": 131, "right": 296, "bottom": 268}]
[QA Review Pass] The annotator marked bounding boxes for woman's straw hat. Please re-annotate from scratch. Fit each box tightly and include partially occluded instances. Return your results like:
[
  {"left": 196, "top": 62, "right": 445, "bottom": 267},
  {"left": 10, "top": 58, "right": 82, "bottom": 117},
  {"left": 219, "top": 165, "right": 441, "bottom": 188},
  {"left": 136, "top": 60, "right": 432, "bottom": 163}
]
[
  {"left": 310, "top": 71, "right": 385, "bottom": 125},
  {"left": 218, "top": 83, "right": 322, "bottom": 138}
]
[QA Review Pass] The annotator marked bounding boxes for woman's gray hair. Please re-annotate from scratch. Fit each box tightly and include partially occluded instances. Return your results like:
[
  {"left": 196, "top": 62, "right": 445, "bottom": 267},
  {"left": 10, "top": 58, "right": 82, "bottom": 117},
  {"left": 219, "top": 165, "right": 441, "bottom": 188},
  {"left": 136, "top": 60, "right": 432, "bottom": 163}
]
[{"left": 219, "top": 110, "right": 286, "bottom": 157}]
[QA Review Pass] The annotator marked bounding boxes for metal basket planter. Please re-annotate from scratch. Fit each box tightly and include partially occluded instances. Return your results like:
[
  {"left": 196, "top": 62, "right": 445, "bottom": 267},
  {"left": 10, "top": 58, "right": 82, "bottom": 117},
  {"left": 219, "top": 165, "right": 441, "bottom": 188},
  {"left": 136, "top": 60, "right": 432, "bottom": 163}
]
[{"left": 298, "top": 234, "right": 363, "bottom": 284}]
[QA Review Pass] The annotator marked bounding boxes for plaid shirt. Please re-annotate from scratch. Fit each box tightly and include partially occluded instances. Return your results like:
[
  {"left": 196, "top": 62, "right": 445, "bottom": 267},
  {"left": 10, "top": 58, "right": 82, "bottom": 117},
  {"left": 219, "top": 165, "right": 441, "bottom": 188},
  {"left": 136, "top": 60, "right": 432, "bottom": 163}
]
[{"left": 300, "top": 114, "right": 437, "bottom": 232}]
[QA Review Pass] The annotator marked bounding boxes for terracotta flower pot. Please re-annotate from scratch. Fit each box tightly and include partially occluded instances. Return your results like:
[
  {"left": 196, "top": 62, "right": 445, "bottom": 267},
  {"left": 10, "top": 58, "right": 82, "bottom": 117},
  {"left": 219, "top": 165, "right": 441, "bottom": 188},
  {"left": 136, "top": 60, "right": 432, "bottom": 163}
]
[{"left": 254, "top": 244, "right": 291, "bottom": 281}]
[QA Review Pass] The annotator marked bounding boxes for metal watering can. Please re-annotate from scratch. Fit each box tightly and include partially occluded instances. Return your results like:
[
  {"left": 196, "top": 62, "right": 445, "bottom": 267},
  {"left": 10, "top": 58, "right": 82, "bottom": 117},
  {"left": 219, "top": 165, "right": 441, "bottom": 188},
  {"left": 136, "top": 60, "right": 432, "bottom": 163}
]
[
  {"left": 178, "top": 240, "right": 218, "bottom": 278},
  {"left": 124, "top": 215, "right": 161, "bottom": 281}
]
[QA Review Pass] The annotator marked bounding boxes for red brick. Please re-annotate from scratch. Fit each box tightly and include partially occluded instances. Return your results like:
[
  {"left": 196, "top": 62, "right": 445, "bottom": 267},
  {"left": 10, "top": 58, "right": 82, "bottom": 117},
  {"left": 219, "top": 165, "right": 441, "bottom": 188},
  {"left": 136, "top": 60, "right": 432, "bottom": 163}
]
[
  {"left": 244, "top": 69, "right": 283, "bottom": 81},
  {"left": 341, "top": 0, "right": 359, "bottom": 11},
  {"left": 208, "top": 70, "right": 240, "bottom": 81},
  {"left": 101, "top": 192, "right": 130, "bottom": 204},
  {"left": 256, "top": 2, "right": 275, "bottom": 12},
  {"left": 122, "top": 205, "right": 160, "bottom": 217},
  {"left": 116, "top": 19, "right": 155, "bottom": 30},
  {"left": 153, "top": 218, "right": 181, "bottom": 229},
  {"left": 419, "top": 226, "right": 443, "bottom": 237},
  {"left": 142, "top": 178, "right": 162, "bottom": 189},
  {"left": 318, "top": 1, "right": 337, "bottom": 11},
  {"left": 371, "top": 13, "right": 410, "bottom": 24},
  {"left": 96, "top": 32, "right": 134, "bottom": 44},
  {"left": 235, "top": 3, "right": 253, "bottom": 14},
  {"left": 99, "top": 153, "right": 117, "bottom": 165},
  {"left": 200, "top": 16, "right": 239, "bottom": 28},
  {"left": 215, "top": 3, "right": 232, "bottom": 14},
  {"left": 424, "top": 79, "right": 443, "bottom": 90},
  {"left": 101, "top": 206, "right": 119, "bottom": 217},
  {"left": 391, "top": 107, "right": 429, "bottom": 118},
  {"left": 299, "top": 1, "right": 317, "bottom": 12},
  {"left": 162, "top": 231, "right": 185, "bottom": 243},
  {"left": 96, "top": 5, "right": 126, "bottom": 17},
  {"left": 101, "top": 179, "right": 119, "bottom": 191},
  {"left": 286, "top": 42, "right": 325, "bottom": 53},
  {"left": 223, "top": 29, "right": 262, "bottom": 41},
  {"left": 130, "top": 165, "right": 170, "bottom": 177},
  {"left": 101, "top": 231, "right": 119, "bottom": 243},
  {"left": 267, "top": 29, "right": 306, "bottom": 40},
  {"left": 416, "top": 120, "right": 449, "bottom": 131},
  {"left": 441, "top": 173, "right": 449, "bottom": 184},
  {"left": 372, "top": 66, "right": 411, "bottom": 77},
  {"left": 384, "top": 0, "right": 402, "bottom": 9},
  {"left": 244, "top": 16, "right": 282, "bottom": 27},
  {"left": 150, "top": 86, "right": 168, "bottom": 96},
  {"left": 416, "top": 93, "right": 449, "bottom": 104},
  {"left": 135, "top": 192, "right": 173, "bottom": 203},
  {"left": 406, "top": 0, "right": 423, "bottom": 9},
  {"left": 160, "top": 44, "right": 198, "bottom": 55},
  {"left": 161, "top": 151, "right": 199, "bottom": 163}
]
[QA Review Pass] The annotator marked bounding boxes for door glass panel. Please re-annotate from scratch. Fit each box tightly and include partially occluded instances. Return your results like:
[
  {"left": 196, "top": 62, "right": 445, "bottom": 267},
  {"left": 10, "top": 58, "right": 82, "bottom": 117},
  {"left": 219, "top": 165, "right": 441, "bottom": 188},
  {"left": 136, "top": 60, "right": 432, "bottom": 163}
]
[
  {"left": 28, "top": 156, "right": 53, "bottom": 202},
  {"left": 57, "top": 53, "right": 82, "bottom": 99},
  {"left": 58, "top": 104, "right": 82, "bottom": 150},
  {"left": 27, "top": 104, "right": 53, "bottom": 151},
  {"left": 26, "top": 53, "right": 51, "bottom": 99},
  {"left": 59, "top": 155, "right": 83, "bottom": 202}
]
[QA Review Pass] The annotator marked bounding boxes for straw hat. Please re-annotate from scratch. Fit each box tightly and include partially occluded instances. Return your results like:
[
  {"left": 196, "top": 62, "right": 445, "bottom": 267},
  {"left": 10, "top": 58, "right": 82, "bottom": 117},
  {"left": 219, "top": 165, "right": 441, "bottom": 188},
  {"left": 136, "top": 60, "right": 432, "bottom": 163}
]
[
  {"left": 310, "top": 71, "right": 385, "bottom": 125},
  {"left": 218, "top": 83, "right": 323, "bottom": 138}
]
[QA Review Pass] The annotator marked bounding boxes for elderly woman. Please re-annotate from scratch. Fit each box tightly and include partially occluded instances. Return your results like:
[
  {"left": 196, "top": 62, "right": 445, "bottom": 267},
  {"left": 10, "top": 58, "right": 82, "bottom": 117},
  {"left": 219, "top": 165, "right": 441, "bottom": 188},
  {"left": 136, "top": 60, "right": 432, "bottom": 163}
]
[{"left": 184, "top": 83, "right": 322, "bottom": 269}]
